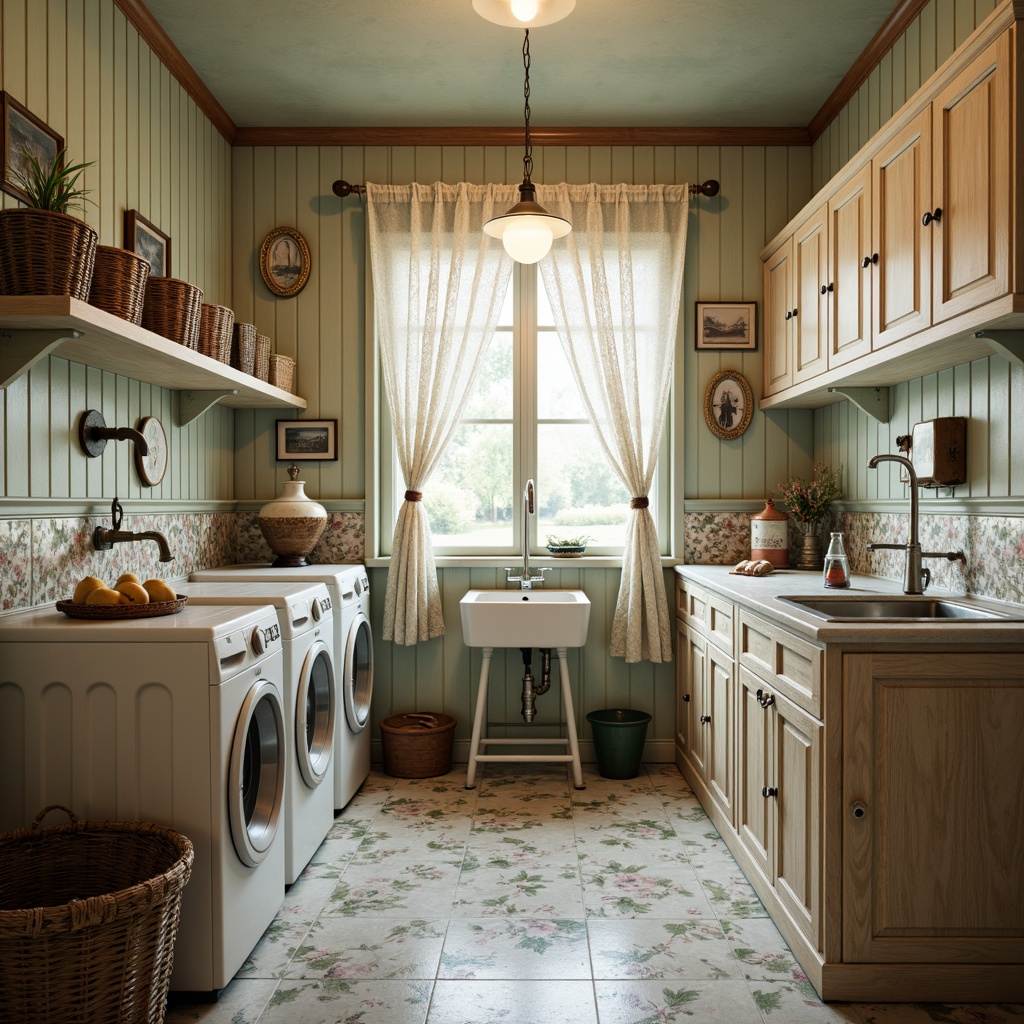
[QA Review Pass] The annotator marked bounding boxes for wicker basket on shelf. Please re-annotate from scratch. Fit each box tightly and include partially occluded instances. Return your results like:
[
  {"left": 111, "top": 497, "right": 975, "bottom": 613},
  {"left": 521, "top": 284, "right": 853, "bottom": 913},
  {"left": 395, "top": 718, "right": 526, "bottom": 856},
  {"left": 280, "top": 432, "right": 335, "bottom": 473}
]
[
  {"left": 87, "top": 245, "right": 150, "bottom": 324},
  {"left": 0, "top": 805, "right": 194, "bottom": 1024},
  {"left": 254, "top": 334, "right": 271, "bottom": 381},
  {"left": 141, "top": 276, "right": 203, "bottom": 349},
  {"left": 268, "top": 354, "right": 295, "bottom": 393},
  {"left": 0, "top": 209, "right": 97, "bottom": 300},
  {"left": 197, "top": 303, "right": 234, "bottom": 363},
  {"left": 231, "top": 322, "right": 257, "bottom": 374}
]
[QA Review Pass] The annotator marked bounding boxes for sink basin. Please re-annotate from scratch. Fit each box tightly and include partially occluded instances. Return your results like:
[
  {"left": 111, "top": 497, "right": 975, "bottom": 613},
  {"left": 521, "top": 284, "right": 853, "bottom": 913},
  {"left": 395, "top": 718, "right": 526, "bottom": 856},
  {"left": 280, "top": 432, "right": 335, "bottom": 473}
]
[
  {"left": 781, "top": 595, "right": 1022, "bottom": 622},
  {"left": 460, "top": 590, "right": 591, "bottom": 648}
]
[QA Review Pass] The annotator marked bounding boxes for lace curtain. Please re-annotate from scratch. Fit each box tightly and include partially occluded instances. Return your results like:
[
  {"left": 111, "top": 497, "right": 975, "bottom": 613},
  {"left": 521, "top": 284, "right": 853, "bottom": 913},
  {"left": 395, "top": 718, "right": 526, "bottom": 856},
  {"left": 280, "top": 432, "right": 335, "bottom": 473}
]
[
  {"left": 536, "top": 183, "right": 690, "bottom": 663},
  {"left": 367, "top": 182, "right": 516, "bottom": 645}
]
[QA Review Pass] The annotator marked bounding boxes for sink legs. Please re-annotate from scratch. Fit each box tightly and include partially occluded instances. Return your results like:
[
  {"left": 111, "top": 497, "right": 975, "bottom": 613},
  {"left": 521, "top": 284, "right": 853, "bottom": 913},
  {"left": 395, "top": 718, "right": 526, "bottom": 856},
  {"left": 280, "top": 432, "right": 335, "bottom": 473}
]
[{"left": 465, "top": 646, "right": 585, "bottom": 790}]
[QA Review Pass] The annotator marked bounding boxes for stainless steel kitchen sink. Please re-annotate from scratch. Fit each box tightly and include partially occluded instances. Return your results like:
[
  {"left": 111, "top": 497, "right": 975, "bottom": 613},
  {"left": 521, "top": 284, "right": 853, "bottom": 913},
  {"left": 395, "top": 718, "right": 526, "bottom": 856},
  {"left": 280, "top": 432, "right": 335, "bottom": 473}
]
[{"left": 780, "top": 595, "right": 1024, "bottom": 622}]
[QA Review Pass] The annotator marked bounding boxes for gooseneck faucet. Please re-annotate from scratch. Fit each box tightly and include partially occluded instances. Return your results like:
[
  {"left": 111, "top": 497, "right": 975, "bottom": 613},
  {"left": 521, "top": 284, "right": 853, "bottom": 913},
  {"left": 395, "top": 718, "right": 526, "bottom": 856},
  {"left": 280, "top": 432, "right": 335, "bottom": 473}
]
[
  {"left": 866, "top": 454, "right": 964, "bottom": 594},
  {"left": 504, "top": 479, "right": 550, "bottom": 590},
  {"left": 93, "top": 497, "right": 174, "bottom": 563}
]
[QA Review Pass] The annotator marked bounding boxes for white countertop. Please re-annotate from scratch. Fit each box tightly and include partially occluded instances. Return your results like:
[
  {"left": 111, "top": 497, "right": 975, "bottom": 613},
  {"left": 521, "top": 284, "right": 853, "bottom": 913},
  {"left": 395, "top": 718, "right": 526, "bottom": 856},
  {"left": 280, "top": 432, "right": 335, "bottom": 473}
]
[{"left": 676, "top": 565, "right": 1024, "bottom": 646}]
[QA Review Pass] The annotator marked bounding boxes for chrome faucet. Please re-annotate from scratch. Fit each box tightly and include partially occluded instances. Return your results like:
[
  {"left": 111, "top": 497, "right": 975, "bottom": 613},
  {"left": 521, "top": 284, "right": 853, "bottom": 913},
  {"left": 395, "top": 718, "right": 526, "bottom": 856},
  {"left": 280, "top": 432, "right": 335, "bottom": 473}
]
[
  {"left": 504, "top": 479, "right": 550, "bottom": 590},
  {"left": 93, "top": 497, "right": 173, "bottom": 563},
  {"left": 866, "top": 454, "right": 964, "bottom": 594}
]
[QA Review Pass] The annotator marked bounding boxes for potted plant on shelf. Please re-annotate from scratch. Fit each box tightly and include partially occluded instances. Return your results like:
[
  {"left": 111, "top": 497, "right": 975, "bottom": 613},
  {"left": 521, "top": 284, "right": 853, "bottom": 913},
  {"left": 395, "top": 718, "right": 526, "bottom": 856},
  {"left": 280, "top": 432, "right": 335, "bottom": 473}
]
[
  {"left": 0, "top": 146, "right": 97, "bottom": 300},
  {"left": 546, "top": 533, "right": 593, "bottom": 557},
  {"left": 776, "top": 464, "right": 842, "bottom": 570}
]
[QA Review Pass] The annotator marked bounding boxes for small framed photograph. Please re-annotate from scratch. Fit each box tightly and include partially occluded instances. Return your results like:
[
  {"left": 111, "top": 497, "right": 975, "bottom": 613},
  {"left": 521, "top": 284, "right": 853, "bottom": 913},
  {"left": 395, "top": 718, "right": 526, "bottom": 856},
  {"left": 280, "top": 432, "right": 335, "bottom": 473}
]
[
  {"left": 125, "top": 210, "right": 171, "bottom": 277},
  {"left": 704, "top": 369, "right": 753, "bottom": 441},
  {"left": 276, "top": 419, "right": 338, "bottom": 461},
  {"left": 1, "top": 92, "right": 63, "bottom": 204},
  {"left": 260, "top": 226, "right": 310, "bottom": 297},
  {"left": 696, "top": 301, "right": 757, "bottom": 351}
]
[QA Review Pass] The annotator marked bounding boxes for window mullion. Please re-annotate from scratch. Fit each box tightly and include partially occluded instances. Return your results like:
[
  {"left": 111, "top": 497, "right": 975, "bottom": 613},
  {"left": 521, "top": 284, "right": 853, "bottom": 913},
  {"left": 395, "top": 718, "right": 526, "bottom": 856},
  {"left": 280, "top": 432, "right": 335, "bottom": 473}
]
[{"left": 519, "top": 264, "right": 539, "bottom": 556}]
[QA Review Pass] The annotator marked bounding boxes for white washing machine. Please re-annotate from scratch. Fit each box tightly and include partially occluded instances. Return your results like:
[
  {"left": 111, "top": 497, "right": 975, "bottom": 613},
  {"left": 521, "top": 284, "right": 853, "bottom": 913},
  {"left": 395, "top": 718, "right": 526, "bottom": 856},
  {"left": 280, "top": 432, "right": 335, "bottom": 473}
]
[
  {"left": 177, "top": 580, "right": 336, "bottom": 884},
  {"left": 0, "top": 602, "right": 287, "bottom": 996},
  {"left": 190, "top": 564, "right": 373, "bottom": 809}
]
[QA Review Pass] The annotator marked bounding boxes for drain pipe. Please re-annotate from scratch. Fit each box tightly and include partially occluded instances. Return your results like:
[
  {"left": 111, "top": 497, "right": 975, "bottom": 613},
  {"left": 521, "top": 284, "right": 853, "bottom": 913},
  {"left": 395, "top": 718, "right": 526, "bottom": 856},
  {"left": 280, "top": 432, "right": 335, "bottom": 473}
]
[{"left": 520, "top": 647, "right": 553, "bottom": 723}]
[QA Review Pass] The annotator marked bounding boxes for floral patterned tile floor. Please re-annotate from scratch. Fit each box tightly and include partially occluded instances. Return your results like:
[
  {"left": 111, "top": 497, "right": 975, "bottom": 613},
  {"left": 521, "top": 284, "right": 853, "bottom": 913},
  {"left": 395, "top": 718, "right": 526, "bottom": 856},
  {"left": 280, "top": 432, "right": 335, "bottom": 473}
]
[{"left": 166, "top": 765, "right": 1023, "bottom": 1024}]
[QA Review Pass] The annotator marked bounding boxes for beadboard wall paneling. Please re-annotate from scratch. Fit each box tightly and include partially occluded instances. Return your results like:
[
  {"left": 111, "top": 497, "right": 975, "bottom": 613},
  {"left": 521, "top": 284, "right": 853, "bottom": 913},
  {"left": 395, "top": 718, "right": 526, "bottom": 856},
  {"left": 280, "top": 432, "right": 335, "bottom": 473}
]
[
  {"left": 0, "top": 0, "right": 234, "bottom": 505},
  {"left": 230, "top": 143, "right": 816, "bottom": 505}
]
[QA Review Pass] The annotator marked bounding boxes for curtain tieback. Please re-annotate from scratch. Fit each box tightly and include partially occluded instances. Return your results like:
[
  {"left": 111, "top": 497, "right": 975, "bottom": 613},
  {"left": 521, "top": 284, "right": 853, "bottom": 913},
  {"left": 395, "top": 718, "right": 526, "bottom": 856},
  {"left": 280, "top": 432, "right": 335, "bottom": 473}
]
[
  {"left": 404, "top": 490, "right": 423, "bottom": 502},
  {"left": 630, "top": 496, "right": 649, "bottom": 509}
]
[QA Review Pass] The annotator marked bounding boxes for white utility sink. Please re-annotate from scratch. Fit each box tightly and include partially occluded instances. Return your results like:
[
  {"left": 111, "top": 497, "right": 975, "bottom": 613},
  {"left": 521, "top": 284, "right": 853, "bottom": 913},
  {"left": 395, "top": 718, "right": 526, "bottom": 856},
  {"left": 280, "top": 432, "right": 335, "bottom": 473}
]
[{"left": 460, "top": 590, "right": 591, "bottom": 648}]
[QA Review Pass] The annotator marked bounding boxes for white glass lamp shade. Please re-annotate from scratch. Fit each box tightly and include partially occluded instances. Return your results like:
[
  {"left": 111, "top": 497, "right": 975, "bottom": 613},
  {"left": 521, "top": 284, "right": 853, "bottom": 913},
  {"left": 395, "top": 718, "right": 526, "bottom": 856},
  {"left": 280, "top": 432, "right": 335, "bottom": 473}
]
[
  {"left": 484, "top": 186, "right": 571, "bottom": 264},
  {"left": 472, "top": 0, "right": 575, "bottom": 28}
]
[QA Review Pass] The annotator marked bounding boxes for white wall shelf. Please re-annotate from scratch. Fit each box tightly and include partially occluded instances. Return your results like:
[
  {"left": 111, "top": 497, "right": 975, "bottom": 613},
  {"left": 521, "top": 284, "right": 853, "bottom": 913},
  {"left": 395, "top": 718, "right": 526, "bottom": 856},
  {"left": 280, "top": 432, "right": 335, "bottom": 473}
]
[{"left": 0, "top": 295, "right": 306, "bottom": 425}]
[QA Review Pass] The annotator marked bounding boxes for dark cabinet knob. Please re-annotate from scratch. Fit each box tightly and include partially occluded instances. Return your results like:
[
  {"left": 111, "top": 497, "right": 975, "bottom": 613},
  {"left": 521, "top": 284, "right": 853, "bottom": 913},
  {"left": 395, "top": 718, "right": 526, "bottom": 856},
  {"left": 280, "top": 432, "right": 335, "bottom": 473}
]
[
  {"left": 861, "top": 252, "right": 879, "bottom": 268},
  {"left": 681, "top": 693, "right": 690, "bottom": 703},
  {"left": 791, "top": 308, "right": 798, "bottom": 318},
  {"left": 700, "top": 714, "right": 711, "bottom": 724},
  {"left": 922, "top": 207, "right": 943, "bottom": 226},
  {"left": 756, "top": 688, "right": 776, "bottom": 709},
  {"left": 785, "top": 310, "right": 792, "bottom": 321},
  {"left": 819, "top": 282, "right": 834, "bottom": 295},
  {"left": 762, "top": 785, "right": 778, "bottom": 798}
]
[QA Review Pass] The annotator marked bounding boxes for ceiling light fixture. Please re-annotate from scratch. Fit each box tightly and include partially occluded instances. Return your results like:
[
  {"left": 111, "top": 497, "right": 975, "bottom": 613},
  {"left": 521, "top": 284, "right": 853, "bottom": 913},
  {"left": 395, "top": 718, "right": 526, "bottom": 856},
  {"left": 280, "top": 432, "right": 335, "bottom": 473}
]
[
  {"left": 483, "top": 29, "right": 571, "bottom": 264},
  {"left": 472, "top": 0, "right": 575, "bottom": 28}
]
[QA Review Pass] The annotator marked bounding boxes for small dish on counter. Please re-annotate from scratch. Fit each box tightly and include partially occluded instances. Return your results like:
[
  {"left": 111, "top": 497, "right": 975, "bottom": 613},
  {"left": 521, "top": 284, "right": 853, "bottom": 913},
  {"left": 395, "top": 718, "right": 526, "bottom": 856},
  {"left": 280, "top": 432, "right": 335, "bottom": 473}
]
[{"left": 55, "top": 595, "right": 188, "bottom": 619}]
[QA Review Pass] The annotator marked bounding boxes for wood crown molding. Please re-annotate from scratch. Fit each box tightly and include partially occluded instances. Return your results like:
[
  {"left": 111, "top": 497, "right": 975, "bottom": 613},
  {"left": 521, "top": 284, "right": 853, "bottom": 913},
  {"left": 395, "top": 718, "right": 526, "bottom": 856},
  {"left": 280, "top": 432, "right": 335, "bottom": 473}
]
[{"left": 113, "top": 0, "right": 237, "bottom": 143}]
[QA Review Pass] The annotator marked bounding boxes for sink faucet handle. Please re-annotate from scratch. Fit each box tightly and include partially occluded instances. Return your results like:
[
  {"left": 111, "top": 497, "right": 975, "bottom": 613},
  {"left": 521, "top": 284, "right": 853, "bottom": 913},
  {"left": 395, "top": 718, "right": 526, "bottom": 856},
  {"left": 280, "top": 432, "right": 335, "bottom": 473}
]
[
  {"left": 920, "top": 567, "right": 932, "bottom": 591},
  {"left": 867, "top": 542, "right": 902, "bottom": 551}
]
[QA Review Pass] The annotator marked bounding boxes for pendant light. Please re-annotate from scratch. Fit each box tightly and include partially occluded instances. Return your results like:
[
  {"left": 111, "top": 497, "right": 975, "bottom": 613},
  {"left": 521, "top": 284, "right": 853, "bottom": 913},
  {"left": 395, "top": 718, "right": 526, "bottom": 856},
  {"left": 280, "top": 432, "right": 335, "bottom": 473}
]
[
  {"left": 473, "top": 0, "right": 575, "bottom": 28},
  {"left": 483, "top": 29, "right": 571, "bottom": 264}
]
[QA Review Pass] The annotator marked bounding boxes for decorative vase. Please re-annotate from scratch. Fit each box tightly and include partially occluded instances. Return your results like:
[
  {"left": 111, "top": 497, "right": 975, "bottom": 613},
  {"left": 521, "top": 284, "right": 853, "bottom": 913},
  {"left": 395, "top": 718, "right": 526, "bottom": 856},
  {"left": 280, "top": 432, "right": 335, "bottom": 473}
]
[
  {"left": 796, "top": 527, "right": 824, "bottom": 571},
  {"left": 750, "top": 498, "right": 789, "bottom": 568},
  {"left": 258, "top": 464, "right": 328, "bottom": 567}
]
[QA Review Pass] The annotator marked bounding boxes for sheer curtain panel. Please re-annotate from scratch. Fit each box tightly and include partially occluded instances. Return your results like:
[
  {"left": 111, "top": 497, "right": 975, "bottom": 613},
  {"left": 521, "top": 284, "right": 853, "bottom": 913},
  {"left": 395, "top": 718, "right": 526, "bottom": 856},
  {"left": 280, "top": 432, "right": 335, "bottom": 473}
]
[
  {"left": 367, "top": 182, "right": 515, "bottom": 645},
  {"left": 537, "top": 183, "right": 690, "bottom": 663}
]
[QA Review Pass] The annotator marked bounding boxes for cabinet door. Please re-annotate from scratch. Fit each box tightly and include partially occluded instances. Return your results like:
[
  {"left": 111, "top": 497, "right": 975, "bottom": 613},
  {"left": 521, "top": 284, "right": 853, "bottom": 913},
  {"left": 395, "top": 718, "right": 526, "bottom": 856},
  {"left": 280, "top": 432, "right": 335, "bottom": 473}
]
[
  {"left": 736, "top": 667, "right": 772, "bottom": 884},
  {"left": 679, "top": 628, "right": 708, "bottom": 781},
  {"left": 828, "top": 164, "right": 873, "bottom": 367},
  {"left": 705, "top": 642, "right": 735, "bottom": 826},
  {"left": 843, "top": 652, "right": 1024, "bottom": 964},
  {"left": 763, "top": 239, "right": 794, "bottom": 396},
  {"left": 932, "top": 33, "right": 1010, "bottom": 323},
  {"left": 793, "top": 207, "right": 829, "bottom": 383},
  {"left": 674, "top": 618, "right": 693, "bottom": 759},
  {"left": 872, "top": 108, "right": 932, "bottom": 348}
]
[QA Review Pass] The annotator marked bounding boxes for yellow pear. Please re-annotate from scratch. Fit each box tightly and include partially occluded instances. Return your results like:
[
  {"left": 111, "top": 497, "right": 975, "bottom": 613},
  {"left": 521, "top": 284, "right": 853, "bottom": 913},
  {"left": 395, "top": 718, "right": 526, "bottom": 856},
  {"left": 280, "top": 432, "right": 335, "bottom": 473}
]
[
  {"left": 85, "top": 586, "right": 128, "bottom": 606},
  {"left": 115, "top": 572, "right": 141, "bottom": 587},
  {"left": 115, "top": 581, "right": 150, "bottom": 604},
  {"left": 142, "top": 579, "right": 177, "bottom": 603},
  {"left": 72, "top": 576, "right": 107, "bottom": 605}
]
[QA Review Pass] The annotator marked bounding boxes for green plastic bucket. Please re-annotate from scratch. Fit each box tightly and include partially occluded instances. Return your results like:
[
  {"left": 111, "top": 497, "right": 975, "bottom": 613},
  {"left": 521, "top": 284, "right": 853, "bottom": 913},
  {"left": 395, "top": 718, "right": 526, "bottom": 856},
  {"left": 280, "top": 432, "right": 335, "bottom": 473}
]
[{"left": 586, "top": 709, "right": 652, "bottom": 779}]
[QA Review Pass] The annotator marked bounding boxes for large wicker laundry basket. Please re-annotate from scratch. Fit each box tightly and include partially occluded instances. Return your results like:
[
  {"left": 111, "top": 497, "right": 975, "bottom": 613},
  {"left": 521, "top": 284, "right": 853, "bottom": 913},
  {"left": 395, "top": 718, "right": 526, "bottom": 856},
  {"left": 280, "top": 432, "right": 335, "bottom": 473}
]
[
  {"left": 381, "top": 713, "right": 457, "bottom": 778},
  {"left": 0, "top": 805, "right": 194, "bottom": 1024}
]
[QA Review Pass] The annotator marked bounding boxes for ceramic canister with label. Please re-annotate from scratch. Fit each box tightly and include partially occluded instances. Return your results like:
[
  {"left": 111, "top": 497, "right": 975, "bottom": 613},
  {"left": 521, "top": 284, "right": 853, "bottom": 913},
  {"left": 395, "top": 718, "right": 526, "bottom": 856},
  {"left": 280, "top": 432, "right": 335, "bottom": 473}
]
[{"left": 750, "top": 498, "right": 789, "bottom": 568}]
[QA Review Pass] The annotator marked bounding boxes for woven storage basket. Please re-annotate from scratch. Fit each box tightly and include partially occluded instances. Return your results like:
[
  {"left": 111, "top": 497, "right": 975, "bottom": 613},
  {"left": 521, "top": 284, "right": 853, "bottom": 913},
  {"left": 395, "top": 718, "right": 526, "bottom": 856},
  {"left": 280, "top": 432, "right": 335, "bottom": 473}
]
[
  {"left": 141, "top": 276, "right": 203, "bottom": 349},
  {"left": 381, "top": 713, "right": 457, "bottom": 778},
  {"left": 0, "top": 208, "right": 97, "bottom": 299},
  {"left": 88, "top": 245, "right": 150, "bottom": 324},
  {"left": 268, "top": 354, "right": 295, "bottom": 392},
  {"left": 198, "top": 302, "right": 235, "bottom": 362},
  {"left": 0, "top": 805, "right": 194, "bottom": 1024},
  {"left": 231, "top": 322, "right": 257, "bottom": 374},
  {"left": 254, "top": 334, "right": 271, "bottom": 381}
]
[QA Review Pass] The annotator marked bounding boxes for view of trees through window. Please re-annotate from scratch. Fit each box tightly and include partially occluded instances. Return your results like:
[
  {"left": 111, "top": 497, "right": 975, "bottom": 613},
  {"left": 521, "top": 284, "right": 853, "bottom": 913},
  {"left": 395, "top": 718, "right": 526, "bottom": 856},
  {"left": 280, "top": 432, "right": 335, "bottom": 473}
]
[{"left": 418, "top": 268, "right": 632, "bottom": 552}]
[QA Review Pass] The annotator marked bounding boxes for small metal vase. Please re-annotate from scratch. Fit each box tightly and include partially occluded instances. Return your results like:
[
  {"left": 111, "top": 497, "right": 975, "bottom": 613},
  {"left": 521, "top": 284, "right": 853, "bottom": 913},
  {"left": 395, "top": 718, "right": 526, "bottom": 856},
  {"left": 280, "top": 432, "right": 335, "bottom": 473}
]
[{"left": 796, "top": 528, "right": 824, "bottom": 571}]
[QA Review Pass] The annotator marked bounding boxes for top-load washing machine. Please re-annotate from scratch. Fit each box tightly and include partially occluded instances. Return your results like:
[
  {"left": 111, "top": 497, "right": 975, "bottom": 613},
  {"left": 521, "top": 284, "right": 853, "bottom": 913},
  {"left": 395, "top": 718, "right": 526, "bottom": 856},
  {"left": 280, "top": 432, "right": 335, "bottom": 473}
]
[
  {"left": 0, "top": 601, "right": 287, "bottom": 996},
  {"left": 177, "top": 580, "right": 336, "bottom": 884},
  {"left": 190, "top": 564, "right": 373, "bottom": 809}
]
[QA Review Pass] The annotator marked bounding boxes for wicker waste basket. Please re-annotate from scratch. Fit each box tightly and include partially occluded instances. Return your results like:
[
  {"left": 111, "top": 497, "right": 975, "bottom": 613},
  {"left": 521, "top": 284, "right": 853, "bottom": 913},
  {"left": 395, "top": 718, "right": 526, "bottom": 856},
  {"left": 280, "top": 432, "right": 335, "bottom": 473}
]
[
  {"left": 381, "top": 713, "right": 457, "bottom": 778},
  {"left": 0, "top": 805, "right": 194, "bottom": 1024}
]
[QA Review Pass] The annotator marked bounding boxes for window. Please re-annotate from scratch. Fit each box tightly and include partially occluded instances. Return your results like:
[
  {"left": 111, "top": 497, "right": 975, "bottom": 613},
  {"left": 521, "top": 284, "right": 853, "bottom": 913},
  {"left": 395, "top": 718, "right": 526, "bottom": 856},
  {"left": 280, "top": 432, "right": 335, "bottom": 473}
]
[{"left": 379, "top": 265, "right": 670, "bottom": 558}]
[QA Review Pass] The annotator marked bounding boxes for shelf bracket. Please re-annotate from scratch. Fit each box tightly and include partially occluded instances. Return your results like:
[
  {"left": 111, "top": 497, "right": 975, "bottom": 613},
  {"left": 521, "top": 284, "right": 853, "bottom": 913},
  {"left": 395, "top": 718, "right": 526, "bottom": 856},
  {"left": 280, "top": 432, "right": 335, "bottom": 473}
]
[
  {"left": 178, "top": 389, "right": 239, "bottom": 425},
  {"left": 827, "top": 386, "right": 891, "bottom": 423},
  {"left": 974, "top": 329, "right": 1024, "bottom": 367},
  {"left": 0, "top": 328, "right": 83, "bottom": 389}
]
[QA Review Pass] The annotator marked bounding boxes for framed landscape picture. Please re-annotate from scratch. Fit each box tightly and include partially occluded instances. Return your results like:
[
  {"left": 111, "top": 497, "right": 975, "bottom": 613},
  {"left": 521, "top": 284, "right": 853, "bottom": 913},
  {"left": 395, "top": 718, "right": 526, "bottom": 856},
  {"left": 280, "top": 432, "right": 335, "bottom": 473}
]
[
  {"left": 276, "top": 419, "right": 338, "bottom": 461},
  {"left": 125, "top": 209, "right": 171, "bottom": 278},
  {"left": 696, "top": 301, "right": 757, "bottom": 351},
  {"left": 1, "top": 92, "right": 63, "bottom": 204}
]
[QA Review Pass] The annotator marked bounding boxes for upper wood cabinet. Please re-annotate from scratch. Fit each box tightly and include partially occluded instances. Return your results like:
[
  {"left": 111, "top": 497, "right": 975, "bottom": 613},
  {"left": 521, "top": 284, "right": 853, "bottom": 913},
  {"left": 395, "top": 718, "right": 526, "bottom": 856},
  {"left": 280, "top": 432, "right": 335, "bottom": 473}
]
[{"left": 761, "top": 13, "right": 1018, "bottom": 409}]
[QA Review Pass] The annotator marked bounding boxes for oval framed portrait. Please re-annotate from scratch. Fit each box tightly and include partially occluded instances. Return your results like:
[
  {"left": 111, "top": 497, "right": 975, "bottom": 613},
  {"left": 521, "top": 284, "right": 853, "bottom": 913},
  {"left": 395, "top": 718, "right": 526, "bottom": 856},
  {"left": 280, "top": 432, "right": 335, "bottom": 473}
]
[
  {"left": 259, "top": 226, "right": 310, "bottom": 297},
  {"left": 704, "top": 369, "right": 753, "bottom": 441}
]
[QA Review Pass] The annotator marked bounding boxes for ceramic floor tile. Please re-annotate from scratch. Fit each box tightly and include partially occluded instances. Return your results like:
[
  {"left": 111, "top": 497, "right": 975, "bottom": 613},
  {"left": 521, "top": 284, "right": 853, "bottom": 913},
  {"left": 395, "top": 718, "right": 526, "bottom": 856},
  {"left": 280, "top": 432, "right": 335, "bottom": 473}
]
[
  {"left": 324, "top": 816, "right": 374, "bottom": 843},
  {"left": 452, "top": 863, "right": 585, "bottom": 917},
  {"left": 749, "top": 980, "right": 862, "bottom": 1022},
  {"left": 257, "top": 979, "right": 432, "bottom": 1024},
  {"left": 235, "top": 914, "right": 314, "bottom": 979},
  {"left": 285, "top": 917, "right": 447, "bottom": 980},
  {"left": 427, "top": 980, "right": 598, "bottom": 1024},
  {"left": 165, "top": 979, "right": 278, "bottom": 1023},
  {"left": 581, "top": 859, "right": 718, "bottom": 919},
  {"left": 439, "top": 918, "right": 591, "bottom": 979},
  {"left": 470, "top": 807, "right": 564, "bottom": 834},
  {"left": 463, "top": 831, "right": 579, "bottom": 868},
  {"left": 587, "top": 917, "right": 744, "bottom": 981},
  {"left": 350, "top": 829, "right": 469, "bottom": 865},
  {"left": 695, "top": 866, "right": 771, "bottom": 920},
  {"left": 721, "top": 916, "right": 805, "bottom": 983},
  {"left": 322, "top": 859, "right": 462, "bottom": 917},
  {"left": 594, "top": 978, "right": 766, "bottom": 1024}
]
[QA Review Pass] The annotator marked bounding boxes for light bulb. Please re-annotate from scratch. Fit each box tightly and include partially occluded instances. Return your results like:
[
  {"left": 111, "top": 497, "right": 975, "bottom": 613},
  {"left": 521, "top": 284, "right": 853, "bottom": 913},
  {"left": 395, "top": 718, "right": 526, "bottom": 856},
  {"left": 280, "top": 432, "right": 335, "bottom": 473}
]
[
  {"left": 500, "top": 218, "right": 555, "bottom": 263},
  {"left": 511, "top": 0, "right": 539, "bottom": 21}
]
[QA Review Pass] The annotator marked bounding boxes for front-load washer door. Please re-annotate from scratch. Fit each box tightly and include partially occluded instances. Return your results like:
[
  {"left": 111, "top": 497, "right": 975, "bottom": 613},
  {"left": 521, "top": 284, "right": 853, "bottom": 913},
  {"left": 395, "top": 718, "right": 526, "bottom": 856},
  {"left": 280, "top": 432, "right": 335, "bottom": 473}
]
[
  {"left": 297, "top": 639, "right": 336, "bottom": 788},
  {"left": 229, "top": 678, "right": 286, "bottom": 867},
  {"left": 343, "top": 612, "right": 373, "bottom": 733}
]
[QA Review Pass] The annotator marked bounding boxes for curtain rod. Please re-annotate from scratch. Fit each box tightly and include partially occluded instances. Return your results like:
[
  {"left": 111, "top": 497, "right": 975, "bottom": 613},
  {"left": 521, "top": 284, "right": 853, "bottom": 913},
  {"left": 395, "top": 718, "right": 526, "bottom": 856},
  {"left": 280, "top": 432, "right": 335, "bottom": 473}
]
[{"left": 331, "top": 179, "right": 720, "bottom": 199}]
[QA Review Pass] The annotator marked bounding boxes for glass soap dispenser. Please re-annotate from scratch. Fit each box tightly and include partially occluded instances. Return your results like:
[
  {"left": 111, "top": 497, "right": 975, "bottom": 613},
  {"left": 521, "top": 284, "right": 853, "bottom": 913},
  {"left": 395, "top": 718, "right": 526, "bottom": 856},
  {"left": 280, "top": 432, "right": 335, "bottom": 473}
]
[{"left": 823, "top": 531, "right": 850, "bottom": 589}]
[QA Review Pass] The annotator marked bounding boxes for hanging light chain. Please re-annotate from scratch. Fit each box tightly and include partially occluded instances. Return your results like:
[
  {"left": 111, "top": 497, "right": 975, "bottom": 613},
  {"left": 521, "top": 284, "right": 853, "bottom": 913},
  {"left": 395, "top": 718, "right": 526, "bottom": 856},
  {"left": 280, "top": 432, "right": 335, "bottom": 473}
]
[{"left": 522, "top": 29, "right": 533, "bottom": 185}]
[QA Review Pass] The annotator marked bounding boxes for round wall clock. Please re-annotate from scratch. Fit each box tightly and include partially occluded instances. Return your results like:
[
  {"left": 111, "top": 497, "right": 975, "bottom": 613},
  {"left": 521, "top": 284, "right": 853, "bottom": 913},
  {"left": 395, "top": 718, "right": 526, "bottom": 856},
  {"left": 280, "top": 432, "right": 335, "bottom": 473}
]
[
  {"left": 704, "top": 369, "right": 753, "bottom": 441},
  {"left": 260, "top": 226, "right": 311, "bottom": 297},
  {"left": 135, "top": 416, "right": 168, "bottom": 486}
]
